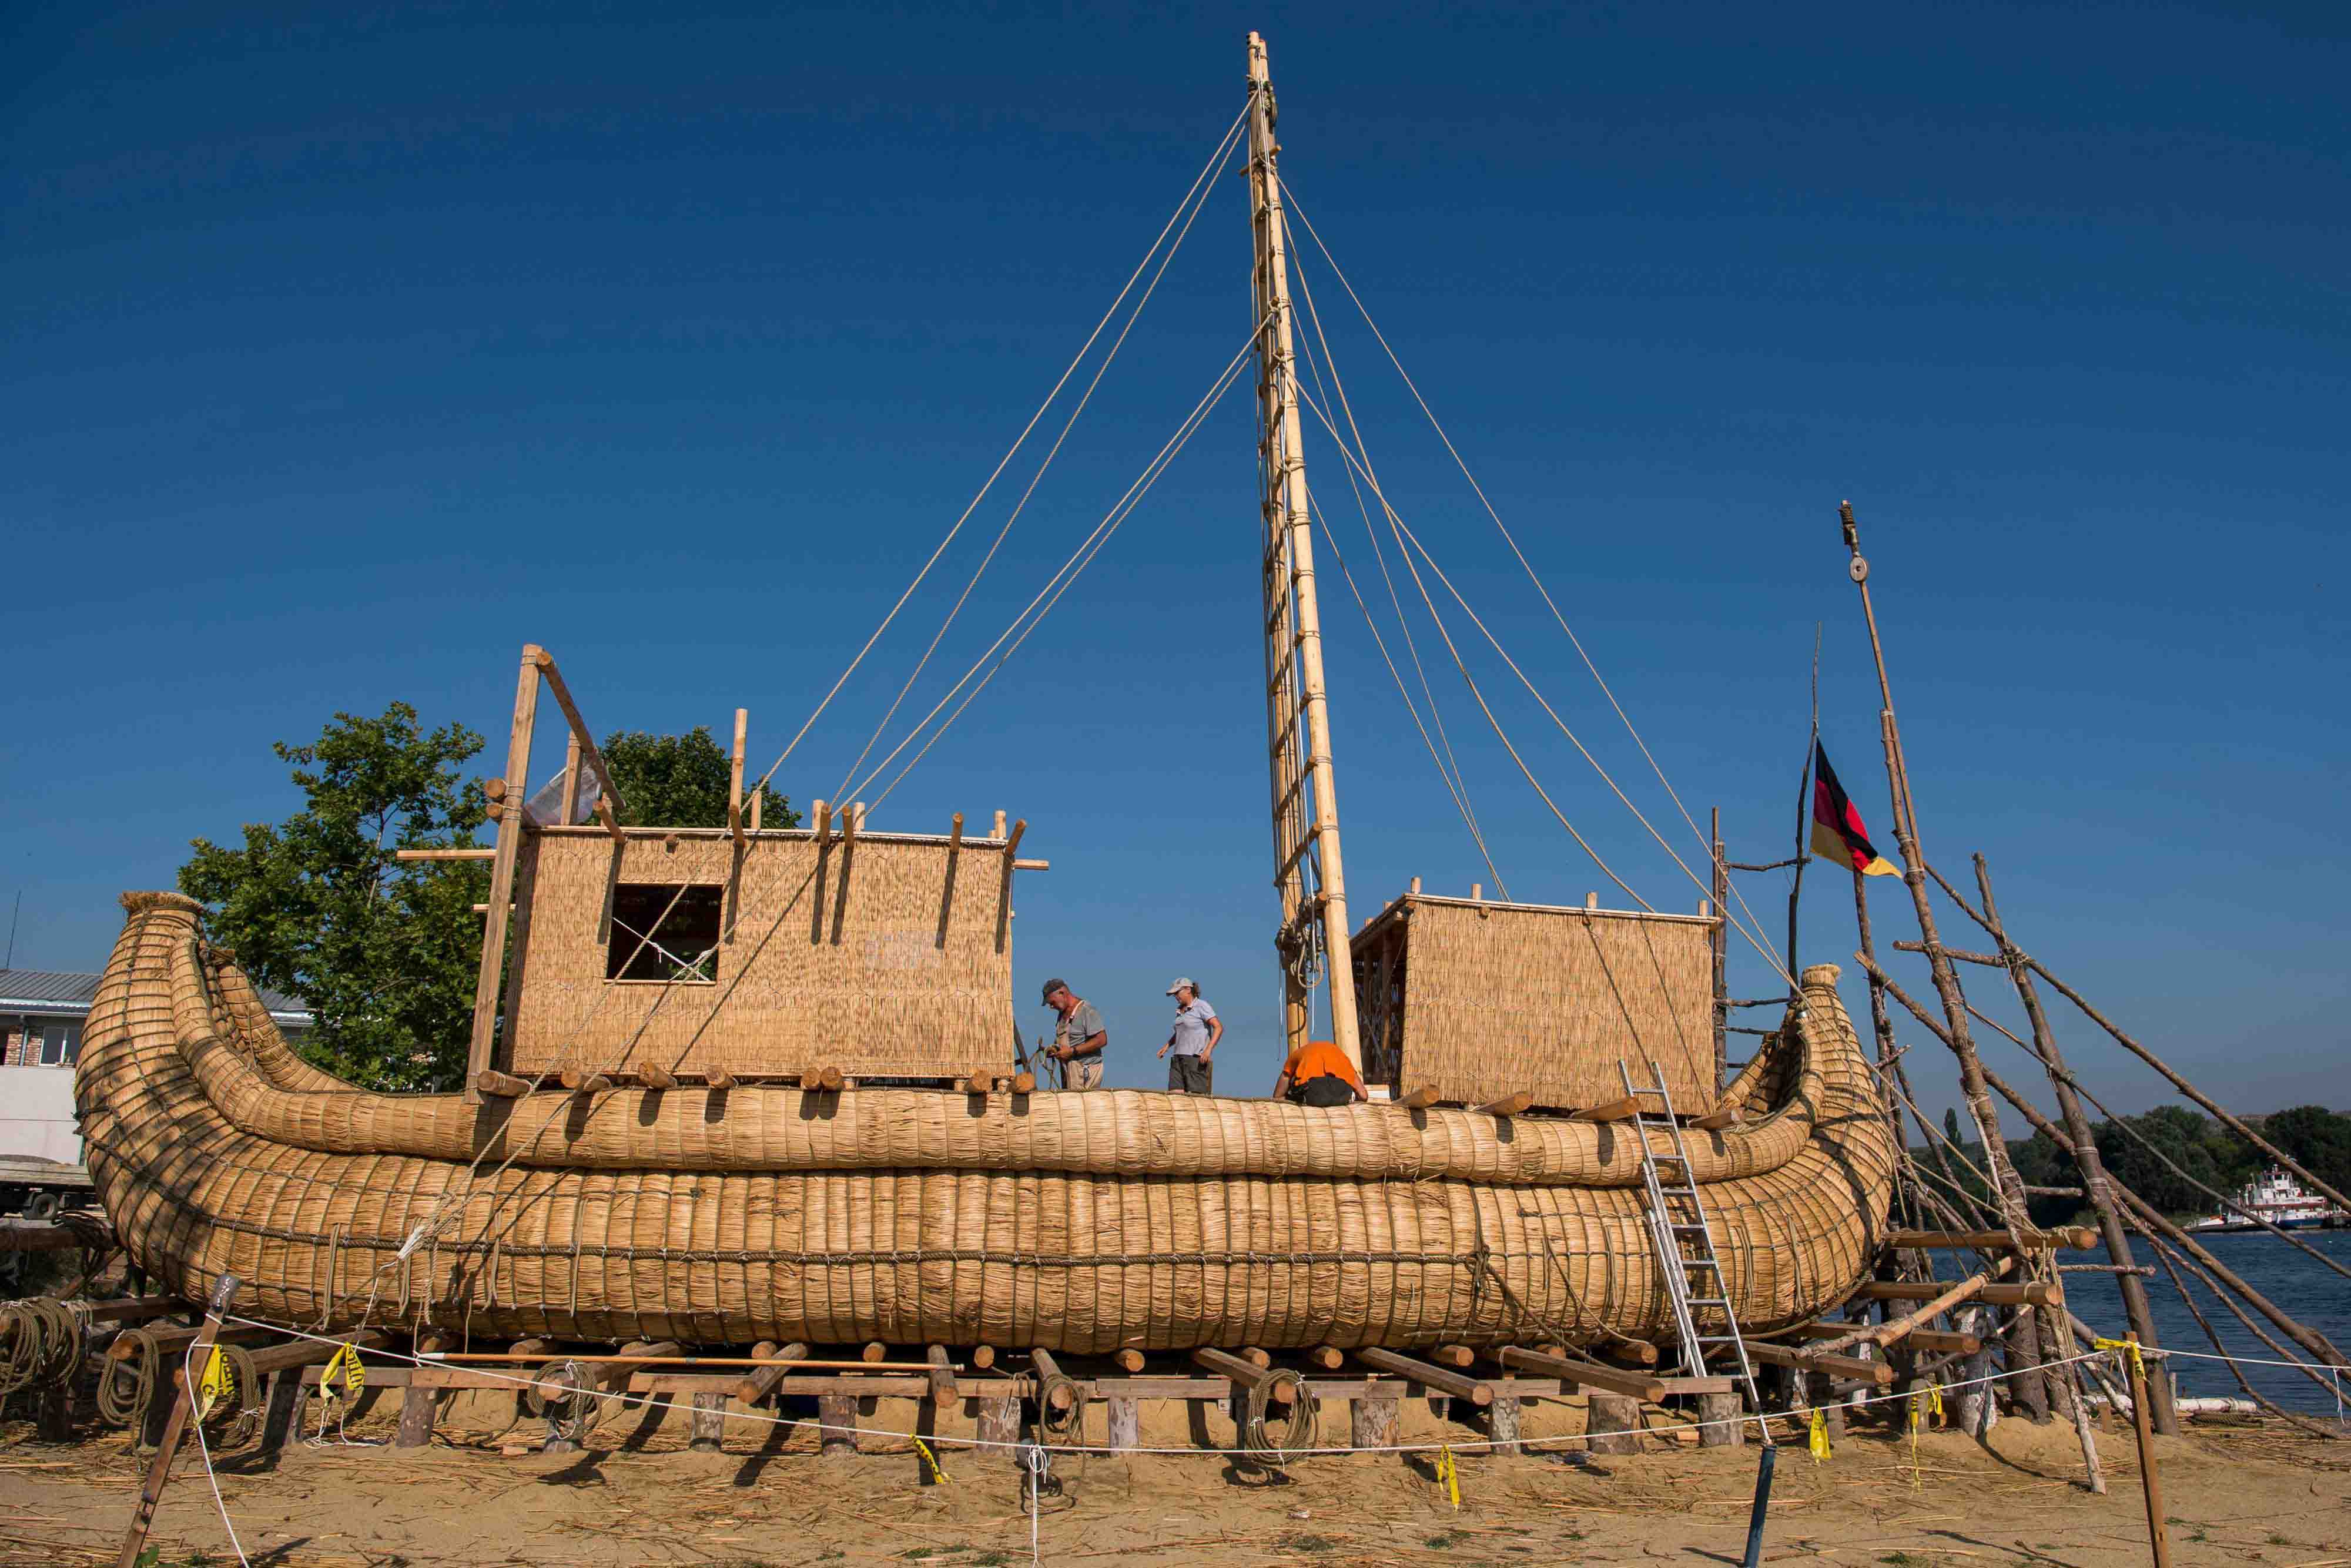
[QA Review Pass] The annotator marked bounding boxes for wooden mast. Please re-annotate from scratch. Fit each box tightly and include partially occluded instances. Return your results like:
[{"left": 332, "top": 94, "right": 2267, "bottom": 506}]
[{"left": 1246, "top": 31, "right": 1361, "bottom": 1069}]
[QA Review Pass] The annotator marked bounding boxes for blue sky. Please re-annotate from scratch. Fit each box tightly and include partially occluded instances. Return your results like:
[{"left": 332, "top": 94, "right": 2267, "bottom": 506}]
[{"left": 5, "top": 2, "right": 2345, "bottom": 1119}]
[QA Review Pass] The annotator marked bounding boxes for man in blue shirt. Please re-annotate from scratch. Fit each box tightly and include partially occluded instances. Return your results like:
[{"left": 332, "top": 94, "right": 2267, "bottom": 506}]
[{"left": 1156, "top": 977, "right": 1222, "bottom": 1095}]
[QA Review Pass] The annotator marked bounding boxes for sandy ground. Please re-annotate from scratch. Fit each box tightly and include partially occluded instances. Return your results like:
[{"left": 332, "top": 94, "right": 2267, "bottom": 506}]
[{"left": 2, "top": 1391, "right": 2346, "bottom": 1568}]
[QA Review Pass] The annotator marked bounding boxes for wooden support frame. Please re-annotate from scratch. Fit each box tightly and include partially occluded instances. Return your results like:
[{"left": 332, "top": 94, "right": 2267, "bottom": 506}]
[
  {"left": 464, "top": 646, "right": 542, "bottom": 1099},
  {"left": 1352, "top": 1346, "right": 1492, "bottom": 1406},
  {"left": 527, "top": 648, "right": 626, "bottom": 838},
  {"left": 1492, "top": 1346, "right": 1665, "bottom": 1402},
  {"left": 728, "top": 708, "right": 746, "bottom": 847}
]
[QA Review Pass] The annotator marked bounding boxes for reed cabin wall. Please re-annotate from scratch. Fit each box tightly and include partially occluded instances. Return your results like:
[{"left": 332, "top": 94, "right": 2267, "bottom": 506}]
[
  {"left": 1353, "top": 894, "right": 1720, "bottom": 1111},
  {"left": 501, "top": 826, "right": 1014, "bottom": 1081}
]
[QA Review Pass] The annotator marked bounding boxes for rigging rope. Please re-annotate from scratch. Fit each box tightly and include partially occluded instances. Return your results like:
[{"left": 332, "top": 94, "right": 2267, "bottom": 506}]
[
  {"left": 738, "top": 92, "right": 1260, "bottom": 810},
  {"left": 843, "top": 324, "right": 1264, "bottom": 810},
  {"left": 1278, "top": 179, "right": 1788, "bottom": 974},
  {"left": 829, "top": 102, "right": 1254, "bottom": 803}
]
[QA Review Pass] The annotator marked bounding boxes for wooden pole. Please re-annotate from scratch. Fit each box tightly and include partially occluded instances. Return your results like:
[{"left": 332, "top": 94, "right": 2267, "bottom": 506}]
[
  {"left": 2122, "top": 1335, "right": 2172, "bottom": 1568},
  {"left": 1786, "top": 624, "right": 1819, "bottom": 971},
  {"left": 116, "top": 1273, "right": 238, "bottom": 1568},
  {"left": 1247, "top": 29, "right": 1362, "bottom": 1073},
  {"left": 1970, "top": 853, "right": 2176, "bottom": 1434},
  {"left": 465, "top": 647, "right": 541, "bottom": 1100},
  {"left": 728, "top": 708, "right": 747, "bottom": 847},
  {"left": 1838, "top": 500, "right": 2048, "bottom": 1416},
  {"left": 527, "top": 648, "right": 627, "bottom": 836},
  {"left": 1710, "top": 806, "right": 1728, "bottom": 1086},
  {"left": 560, "top": 732, "right": 583, "bottom": 825}
]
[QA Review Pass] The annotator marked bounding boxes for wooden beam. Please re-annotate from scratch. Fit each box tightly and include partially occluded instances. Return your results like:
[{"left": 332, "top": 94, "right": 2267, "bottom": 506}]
[
  {"left": 635, "top": 1063, "right": 678, "bottom": 1091},
  {"left": 397, "top": 846, "right": 497, "bottom": 862},
  {"left": 1887, "top": 1226, "right": 2098, "bottom": 1251},
  {"left": 472, "top": 1068, "right": 532, "bottom": 1098},
  {"left": 1742, "top": 1339, "right": 1893, "bottom": 1385},
  {"left": 812, "top": 799, "right": 831, "bottom": 851},
  {"left": 990, "top": 809, "right": 1007, "bottom": 839},
  {"left": 561, "top": 732, "right": 583, "bottom": 825},
  {"left": 1689, "top": 1108, "right": 1738, "bottom": 1131},
  {"left": 1492, "top": 1346, "right": 1665, "bottom": 1402},
  {"left": 1030, "top": 1348, "right": 1073, "bottom": 1410},
  {"left": 1001, "top": 817, "right": 1027, "bottom": 859},
  {"left": 1473, "top": 1091, "right": 1532, "bottom": 1117},
  {"left": 705, "top": 1068, "right": 738, "bottom": 1091},
  {"left": 1396, "top": 1085, "right": 1441, "bottom": 1110},
  {"left": 1854, "top": 1279, "right": 2058, "bottom": 1308},
  {"left": 1352, "top": 1347, "right": 1492, "bottom": 1406},
  {"left": 527, "top": 648, "right": 627, "bottom": 837},
  {"left": 1573, "top": 1095, "right": 1641, "bottom": 1123},
  {"left": 559, "top": 1068, "right": 612, "bottom": 1094},
  {"left": 926, "top": 1346, "right": 956, "bottom": 1409},
  {"left": 465, "top": 646, "right": 541, "bottom": 1100},
  {"left": 728, "top": 708, "right": 746, "bottom": 847},
  {"left": 1597, "top": 1339, "right": 1660, "bottom": 1367},
  {"left": 1426, "top": 1344, "right": 1475, "bottom": 1369},
  {"left": 1011, "top": 858, "right": 1050, "bottom": 871},
  {"left": 1305, "top": 1346, "right": 1344, "bottom": 1371}
]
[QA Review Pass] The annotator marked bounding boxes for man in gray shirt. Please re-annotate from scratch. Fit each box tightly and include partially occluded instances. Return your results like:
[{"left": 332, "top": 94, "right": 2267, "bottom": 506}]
[
  {"left": 1156, "top": 977, "right": 1221, "bottom": 1095},
  {"left": 1041, "top": 977, "right": 1108, "bottom": 1090}
]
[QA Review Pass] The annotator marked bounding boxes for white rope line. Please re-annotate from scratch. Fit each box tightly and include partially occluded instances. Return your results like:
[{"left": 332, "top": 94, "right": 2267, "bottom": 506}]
[
  {"left": 842, "top": 324, "right": 1263, "bottom": 810},
  {"left": 1291, "top": 378, "right": 1796, "bottom": 987},
  {"left": 1278, "top": 179, "right": 1789, "bottom": 974},
  {"left": 1308, "top": 497, "right": 1509, "bottom": 897},
  {"left": 184, "top": 1339, "right": 254, "bottom": 1568},
  {"left": 203, "top": 1314, "right": 2145, "bottom": 1459},
  {"left": 828, "top": 101, "right": 1253, "bottom": 805},
  {"left": 739, "top": 92, "right": 1258, "bottom": 809},
  {"left": 1287, "top": 273, "right": 1508, "bottom": 898}
]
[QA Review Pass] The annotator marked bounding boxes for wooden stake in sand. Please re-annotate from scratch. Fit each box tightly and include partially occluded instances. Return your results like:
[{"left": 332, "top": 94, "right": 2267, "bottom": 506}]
[
  {"left": 2118, "top": 1335, "right": 2172, "bottom": 1568},
  {"left": 117, "top": 1272, "right": 238, "bottom": 1568}
]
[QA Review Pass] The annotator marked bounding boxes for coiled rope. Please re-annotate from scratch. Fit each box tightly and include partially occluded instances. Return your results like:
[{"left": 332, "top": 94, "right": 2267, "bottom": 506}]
[
  {"left": 96, "top": 1326, "right": 160, "bottom": 1428},
  {"left": 1240, "top": 1368, "right": 1318, "bottom": 1465},
  {"left": 0, "top": 1297, "right": 88, "bottom": 1397},
  {"left": 523, "top": 1358, "right": 598, "bottom": 1446}
]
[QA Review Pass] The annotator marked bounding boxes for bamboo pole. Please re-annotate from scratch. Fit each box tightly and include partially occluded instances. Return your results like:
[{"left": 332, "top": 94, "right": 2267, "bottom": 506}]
[
  {"left": 1786, "top": 624, "right": 1820, "bottom": 971},
  {"left": 1247, "top": 29, "right": 1362, "bottom": 1073},
  {"left": 1710, "top": 806, "right": 1729, "bottom": 1085},
  {"left": 1970, "top": 853, "right": 2176, "bottom": 1433},
  {"left": 1837, "top": 504, "right": 2044, "bottom": 1423},
  {"left": 465, "top": 646, "right": 541, "bottom": 1099},
  {"left": 729, "top": 708, "right": 746, "bottom": 847},
  {"left": 560, "top": 732, "right": 583, "bottom": 825}
]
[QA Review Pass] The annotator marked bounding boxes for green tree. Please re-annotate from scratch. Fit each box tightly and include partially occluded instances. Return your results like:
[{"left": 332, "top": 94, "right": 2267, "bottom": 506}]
[
  {"left": 178, "top": 704, "right": 491, "bottom": 1092},
  {"left": 600, "top": 727, "right": 801, "bottom": 829},
  {"left": 2262, "top": 1105, "right": 2351, "bottom": 1194},
  {"left": 2005, "top": 1128, "right": 2081, "bottom": 1228},
  {"left": 2093, "top": 1104, "right": 2235, "bottom": 1217}
]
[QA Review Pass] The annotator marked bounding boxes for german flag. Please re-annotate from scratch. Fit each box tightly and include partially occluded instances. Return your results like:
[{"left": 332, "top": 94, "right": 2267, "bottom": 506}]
[{"left": 1811, "top": 742, "right": 1901, "bottom": 877}]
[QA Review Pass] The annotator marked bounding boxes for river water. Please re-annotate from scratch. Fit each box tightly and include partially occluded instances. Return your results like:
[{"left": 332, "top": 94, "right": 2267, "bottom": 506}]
[{"left": 2061, "top": 1228, "right": 2350, "bottom": 1416}]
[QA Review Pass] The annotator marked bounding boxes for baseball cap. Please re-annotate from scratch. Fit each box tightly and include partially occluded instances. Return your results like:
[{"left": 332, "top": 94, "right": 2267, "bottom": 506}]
[
  {"left": 1041, "top": 977, "right": 1069, "bottom": 1002},
  {"left": 1165, "top": 977, "right": 1195, "bottom": 995}
]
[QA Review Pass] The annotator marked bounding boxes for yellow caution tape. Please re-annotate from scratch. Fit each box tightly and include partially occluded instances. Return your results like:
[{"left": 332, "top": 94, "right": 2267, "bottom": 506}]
[
  {"left": 196, "top": 1346, "right": 233, "bottom": 1422},
  {"left": 1436, "top": 1445, "right": 1461, "bottom": 1510},
  {"left": 320, "top": 1342, "right": 366, "bottom": 1403},
  {"left": 2092, "top": 1335, "right": 2145, "bottom": 1374},
  {"left": 1928, "top": 1380, "right": 1945, "bottom": 1419},
  {"left": 1806, "top": 1406, "right": 1831, "bottom": 1462},
  {"left": 913, "top": 1436, "right": 949, "bottom": 1485}
]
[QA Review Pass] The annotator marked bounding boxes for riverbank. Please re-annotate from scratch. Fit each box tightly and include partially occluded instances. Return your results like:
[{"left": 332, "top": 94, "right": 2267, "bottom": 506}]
[{"left": 5, "top": 1398, "right": 2346, "bottom": 1566}]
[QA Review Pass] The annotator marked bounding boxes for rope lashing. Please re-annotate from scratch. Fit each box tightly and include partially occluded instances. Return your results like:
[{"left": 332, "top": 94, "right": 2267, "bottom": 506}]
[{"left": 1241, "top": 1368, "right": 1318, "bottom": 1465}]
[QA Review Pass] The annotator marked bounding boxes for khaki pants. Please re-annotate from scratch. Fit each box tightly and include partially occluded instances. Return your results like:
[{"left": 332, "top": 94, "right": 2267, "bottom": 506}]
[{"left": 1064, "top": 1054, "right": 1104, "bottom": 1090}]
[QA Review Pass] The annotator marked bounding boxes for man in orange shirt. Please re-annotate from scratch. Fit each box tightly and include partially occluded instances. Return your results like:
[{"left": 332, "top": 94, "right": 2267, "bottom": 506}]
[{"left": 1270, "top": 1039, "right": 1367, "bottom": 1107}]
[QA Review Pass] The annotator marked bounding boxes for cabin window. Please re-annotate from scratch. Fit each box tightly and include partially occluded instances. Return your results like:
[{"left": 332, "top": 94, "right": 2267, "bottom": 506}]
[{"left": 607, "top": 884, "right": 723, "bottom": 983}]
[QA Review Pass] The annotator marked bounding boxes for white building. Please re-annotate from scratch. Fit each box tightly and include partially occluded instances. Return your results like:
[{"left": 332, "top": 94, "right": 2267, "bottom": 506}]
[{"left": 1, "top": 968, "right": 313, "bottom": 1163}]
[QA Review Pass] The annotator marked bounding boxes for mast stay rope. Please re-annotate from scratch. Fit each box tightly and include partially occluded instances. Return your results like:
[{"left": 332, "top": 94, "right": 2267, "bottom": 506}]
[
  {"left": 736, "top": 92, "right": 1260, "bottom": 812},
  {"left": 1279, "top": 178, "right": 1788, "bottom": 977}
]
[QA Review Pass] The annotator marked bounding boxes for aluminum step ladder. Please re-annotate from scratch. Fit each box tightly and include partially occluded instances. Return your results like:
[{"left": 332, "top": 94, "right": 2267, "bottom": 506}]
[{"left": 1620, "top": 1058, "right": 1770, "bottom": 1440}]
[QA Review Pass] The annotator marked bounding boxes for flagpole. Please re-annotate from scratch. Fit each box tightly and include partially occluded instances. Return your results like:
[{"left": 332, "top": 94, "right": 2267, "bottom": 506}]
[
  {"left": 1785, "top": 623, "right": 1820, "bottom": 977},
  {"left": 1837, "top": 498, "right": 2055, "bottom": 1422}
]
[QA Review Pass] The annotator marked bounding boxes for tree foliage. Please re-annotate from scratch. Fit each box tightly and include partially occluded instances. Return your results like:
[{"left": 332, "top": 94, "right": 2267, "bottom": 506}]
[
  {"left": 2260, "top": 1104, "right": 2351, "bottom": 1195},
  {"left": 2092, "top": 1103, "right": 2258, "bottom": 1215},
  {"left": 601, "top": 728, "right": 801, "bottom": 829},
  {"left": 178, "top": 704, "right": 490, "bottom": 1091}
]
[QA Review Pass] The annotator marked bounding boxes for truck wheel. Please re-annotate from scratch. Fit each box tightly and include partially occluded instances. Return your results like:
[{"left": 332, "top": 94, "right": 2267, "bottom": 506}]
[{"left": 24, "top": 1191, "right": 61, "bottom": 1223}]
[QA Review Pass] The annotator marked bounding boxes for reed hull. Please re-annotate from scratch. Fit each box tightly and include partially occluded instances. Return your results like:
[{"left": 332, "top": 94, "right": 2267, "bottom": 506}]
[{"left": 78, "top": 893, "right": 1896, "bottom": 1351}]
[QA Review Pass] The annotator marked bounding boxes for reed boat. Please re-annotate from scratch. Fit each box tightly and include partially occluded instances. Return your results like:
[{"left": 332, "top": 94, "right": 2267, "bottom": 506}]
[
  {"left": 75, "top": 32, "right": 1897, "bottom": 1357},
  {"left": 79, "top": 894, "right": 1891, "bottom": 1349}
]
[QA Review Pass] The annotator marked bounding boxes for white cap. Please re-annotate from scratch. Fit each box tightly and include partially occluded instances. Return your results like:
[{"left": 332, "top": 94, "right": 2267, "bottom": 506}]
[{"left": 1165, "top": 977, "right": 1196, "bottom": 996}]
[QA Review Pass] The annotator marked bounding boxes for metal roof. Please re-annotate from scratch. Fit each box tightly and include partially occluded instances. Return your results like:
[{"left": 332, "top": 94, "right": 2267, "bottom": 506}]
[{"left": 0, "top": 968, "right": 312, "bottom": 1021}]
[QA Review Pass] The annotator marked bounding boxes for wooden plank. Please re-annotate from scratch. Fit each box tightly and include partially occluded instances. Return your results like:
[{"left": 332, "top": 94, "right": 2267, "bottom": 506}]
[
  {"left": 1353, "top": 1347, "right": 1492, "bottom": 1406},
  {"left": 1397, "top": 1085, "right": 1442, "bottom": 1110},
  {"left": 635, "top": 1063, "right": 678, "bottom": 1091},
  {"left": 728, "top": 708, "right": 746, "bottom": 847},
  {"left": 395, "top": 847, "right": 497, "bottom": 862},
  {"left": 1689, "top": 1108, "right": 1738, "bottom": 1132},
  {"left": 1653, "top": 1375, "right": 1737, "bottom": 1395},
  {"left": 1493, "top": 1346, "right": 1665, "bottom": 1402},
  {"left": 1887, "top": 1227, "right": 2098, "bottom": 1251},
  {"left": 1573, "top": 1095, "right": 1642, "bottom": 1123}
]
